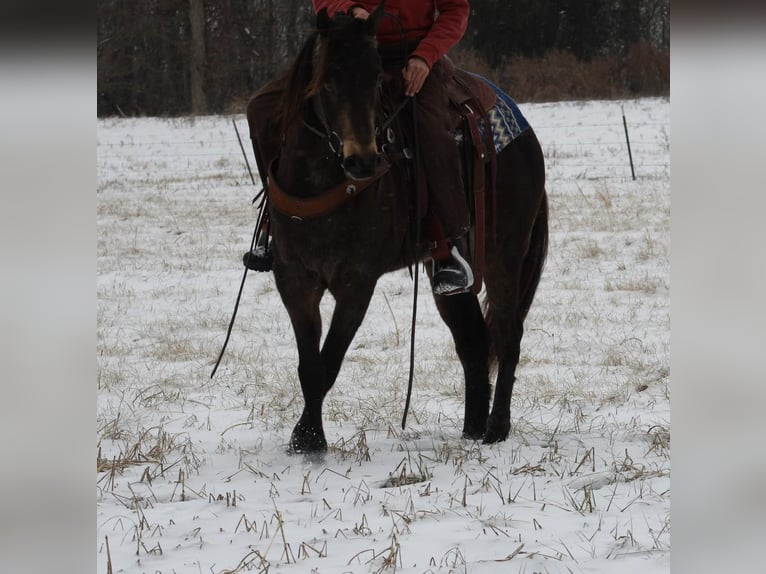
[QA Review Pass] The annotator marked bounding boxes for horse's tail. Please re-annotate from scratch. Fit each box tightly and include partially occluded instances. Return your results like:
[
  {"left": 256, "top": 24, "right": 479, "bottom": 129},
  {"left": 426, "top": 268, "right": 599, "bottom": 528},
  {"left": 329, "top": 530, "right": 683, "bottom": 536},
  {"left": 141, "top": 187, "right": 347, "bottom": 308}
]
[
  {"left": 518, "top": 192, "right": 548, "bottom": 322},
  {"left": 483, "top": 191, "right": 548, "bottom": 371}
]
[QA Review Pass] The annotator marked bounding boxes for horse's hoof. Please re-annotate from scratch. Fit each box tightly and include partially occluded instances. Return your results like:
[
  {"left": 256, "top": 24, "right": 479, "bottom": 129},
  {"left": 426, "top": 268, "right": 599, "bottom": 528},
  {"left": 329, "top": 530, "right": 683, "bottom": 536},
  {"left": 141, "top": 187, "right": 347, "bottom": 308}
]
[
  {"left": 289, "top": 425, "right": 328, "bottom": 454},
  {"left": 483, "top": 418, "right": 510, "bottom": 444},
  {"left": 462, "top": 425, "right": 485, "bottom": 441}
]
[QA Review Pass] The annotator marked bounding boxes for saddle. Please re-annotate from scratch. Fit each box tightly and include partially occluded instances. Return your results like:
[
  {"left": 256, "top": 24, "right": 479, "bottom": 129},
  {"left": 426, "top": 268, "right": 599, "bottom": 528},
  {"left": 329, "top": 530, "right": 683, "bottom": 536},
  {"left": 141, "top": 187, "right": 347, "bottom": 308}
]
[{"left": 447, "top": 67, "right": 498, "bottom": 113}]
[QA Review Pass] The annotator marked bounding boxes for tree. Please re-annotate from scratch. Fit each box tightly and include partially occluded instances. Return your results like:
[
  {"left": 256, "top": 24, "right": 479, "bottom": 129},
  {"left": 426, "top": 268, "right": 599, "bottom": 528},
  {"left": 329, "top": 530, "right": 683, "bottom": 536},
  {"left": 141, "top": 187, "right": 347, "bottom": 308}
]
[
  {"left": 464, "top": 0, "right": 669, "bottom": 64},
  {"left": 189, "top": 0, "right": 207, "bottom": 114},
  {"left": 96, "top": 0, "right": 668, "bottom": 116}
]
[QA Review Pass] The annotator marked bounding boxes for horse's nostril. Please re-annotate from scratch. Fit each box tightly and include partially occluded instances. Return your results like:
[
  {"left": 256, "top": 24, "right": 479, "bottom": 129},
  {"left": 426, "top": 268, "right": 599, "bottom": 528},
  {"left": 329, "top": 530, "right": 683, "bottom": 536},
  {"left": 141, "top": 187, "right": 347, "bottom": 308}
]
[
  {"left": 344, "top": 156, "right": 360, "bottom": 171},
  {"left": 344, "top": 154, "right": 377, "bottom": 179}
]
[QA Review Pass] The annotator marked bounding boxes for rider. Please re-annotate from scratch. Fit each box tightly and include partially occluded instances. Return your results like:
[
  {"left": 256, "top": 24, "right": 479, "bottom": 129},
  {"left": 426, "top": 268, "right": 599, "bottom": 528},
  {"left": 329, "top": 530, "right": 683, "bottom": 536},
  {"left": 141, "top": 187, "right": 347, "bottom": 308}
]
[{"left": 245, "top": 0, "right": 473, "bottom": 295}]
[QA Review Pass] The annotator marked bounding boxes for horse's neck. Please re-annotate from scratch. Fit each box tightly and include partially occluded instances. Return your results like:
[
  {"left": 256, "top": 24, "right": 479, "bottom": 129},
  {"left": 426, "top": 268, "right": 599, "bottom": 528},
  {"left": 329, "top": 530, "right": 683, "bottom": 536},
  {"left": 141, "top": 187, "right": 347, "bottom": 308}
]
[{"left": 276, "top": 115, "right": 345, "bottom": 197}]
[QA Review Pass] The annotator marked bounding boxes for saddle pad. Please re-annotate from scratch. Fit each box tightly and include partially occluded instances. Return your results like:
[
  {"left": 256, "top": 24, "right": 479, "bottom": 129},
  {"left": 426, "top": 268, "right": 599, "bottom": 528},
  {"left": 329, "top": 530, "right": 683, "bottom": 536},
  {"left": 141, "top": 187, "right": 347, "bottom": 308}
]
[{"left": 470, "top": 74, "right": 531, "bottom": 154}]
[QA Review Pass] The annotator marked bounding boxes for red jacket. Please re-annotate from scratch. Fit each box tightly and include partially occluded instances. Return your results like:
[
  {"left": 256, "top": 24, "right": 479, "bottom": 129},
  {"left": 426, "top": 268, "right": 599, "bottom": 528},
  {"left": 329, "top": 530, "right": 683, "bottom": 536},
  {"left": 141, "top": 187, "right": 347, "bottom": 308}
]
[{"left": 312, "top": 0, "right": 469, "bottom": 69}]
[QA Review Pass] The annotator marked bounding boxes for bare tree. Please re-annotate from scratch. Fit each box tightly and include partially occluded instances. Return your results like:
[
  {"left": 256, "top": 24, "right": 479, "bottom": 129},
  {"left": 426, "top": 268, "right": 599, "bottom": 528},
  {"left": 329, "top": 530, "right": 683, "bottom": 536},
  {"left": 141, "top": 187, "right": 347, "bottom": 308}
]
[
  {"left": 189, "top": 0, "right": 207, "bottom": 114},
  {"left": 96, "top": 0, "right": 668, "bottom": 116}
]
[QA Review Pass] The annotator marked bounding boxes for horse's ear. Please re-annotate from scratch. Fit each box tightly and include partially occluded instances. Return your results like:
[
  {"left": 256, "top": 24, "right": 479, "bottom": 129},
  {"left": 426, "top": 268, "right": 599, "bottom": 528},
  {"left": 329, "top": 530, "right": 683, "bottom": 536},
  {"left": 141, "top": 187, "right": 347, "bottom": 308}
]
[
  {"left": 317, "top": 8, "right": 332, "bottom": 35},
  {"left": 366, "top": 0, "right": 386, "bottom": 34}
]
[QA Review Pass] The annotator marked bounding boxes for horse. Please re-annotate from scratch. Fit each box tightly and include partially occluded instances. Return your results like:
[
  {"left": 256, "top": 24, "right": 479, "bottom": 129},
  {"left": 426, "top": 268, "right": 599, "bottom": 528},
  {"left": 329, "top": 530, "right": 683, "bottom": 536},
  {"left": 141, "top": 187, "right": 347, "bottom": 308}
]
[{"left": 260, "top": 2, "right": 548, "bottom": 453}]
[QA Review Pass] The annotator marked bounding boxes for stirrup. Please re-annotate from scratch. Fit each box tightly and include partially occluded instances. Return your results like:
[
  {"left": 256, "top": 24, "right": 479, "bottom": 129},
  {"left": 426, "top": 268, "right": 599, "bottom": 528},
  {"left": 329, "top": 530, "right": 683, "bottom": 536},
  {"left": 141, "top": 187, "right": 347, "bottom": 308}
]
[
  {"left": 243, "top": 238, "right": 273, "bottom": 272},
  {"left": 432, "top": 245, "right": 473, "bottom": 296}
]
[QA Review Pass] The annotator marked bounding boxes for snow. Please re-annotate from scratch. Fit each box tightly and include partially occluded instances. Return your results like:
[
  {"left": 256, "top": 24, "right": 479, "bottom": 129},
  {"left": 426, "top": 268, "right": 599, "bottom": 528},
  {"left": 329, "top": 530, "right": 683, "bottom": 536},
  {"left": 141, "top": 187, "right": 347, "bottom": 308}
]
[{"left": 97, "top": 97, "right": 669, "bottom": 573}]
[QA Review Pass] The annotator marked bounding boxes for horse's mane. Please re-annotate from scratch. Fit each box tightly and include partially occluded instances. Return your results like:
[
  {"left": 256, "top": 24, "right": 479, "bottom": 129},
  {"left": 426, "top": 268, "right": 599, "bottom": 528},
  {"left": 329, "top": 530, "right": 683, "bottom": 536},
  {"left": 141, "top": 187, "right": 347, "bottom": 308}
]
[{"left": 279, "top": 31, "right": 321, "bottom": 135}]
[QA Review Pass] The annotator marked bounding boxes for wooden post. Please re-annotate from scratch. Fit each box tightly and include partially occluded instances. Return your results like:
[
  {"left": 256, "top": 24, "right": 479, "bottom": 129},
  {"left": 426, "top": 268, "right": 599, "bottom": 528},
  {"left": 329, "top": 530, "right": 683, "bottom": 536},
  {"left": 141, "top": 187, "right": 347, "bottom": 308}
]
[{"left": 622, "top": 106, "right": 636, "bottom": 181}]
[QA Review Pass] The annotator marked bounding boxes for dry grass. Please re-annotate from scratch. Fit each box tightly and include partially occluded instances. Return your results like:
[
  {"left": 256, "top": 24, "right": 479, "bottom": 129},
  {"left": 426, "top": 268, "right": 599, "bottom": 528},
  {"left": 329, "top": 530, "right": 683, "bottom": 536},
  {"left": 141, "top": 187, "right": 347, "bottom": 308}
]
[{"left": 97, "top": 104, "right": 669, "bottom": 572}]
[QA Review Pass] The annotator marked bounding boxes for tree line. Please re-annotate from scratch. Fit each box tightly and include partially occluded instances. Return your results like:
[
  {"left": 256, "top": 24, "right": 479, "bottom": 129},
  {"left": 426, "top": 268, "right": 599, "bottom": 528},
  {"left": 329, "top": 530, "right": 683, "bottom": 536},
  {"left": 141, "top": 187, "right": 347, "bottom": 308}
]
[{"left": 97, "top": 0, "right": 669, "bottom": 117}]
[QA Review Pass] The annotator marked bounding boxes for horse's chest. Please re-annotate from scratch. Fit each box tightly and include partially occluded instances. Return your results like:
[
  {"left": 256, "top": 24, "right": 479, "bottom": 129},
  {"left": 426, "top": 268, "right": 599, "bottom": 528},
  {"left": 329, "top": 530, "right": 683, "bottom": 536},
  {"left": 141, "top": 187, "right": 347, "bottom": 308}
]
[{"left": 273, "top": 211, "right": 390, "bottom": 270}]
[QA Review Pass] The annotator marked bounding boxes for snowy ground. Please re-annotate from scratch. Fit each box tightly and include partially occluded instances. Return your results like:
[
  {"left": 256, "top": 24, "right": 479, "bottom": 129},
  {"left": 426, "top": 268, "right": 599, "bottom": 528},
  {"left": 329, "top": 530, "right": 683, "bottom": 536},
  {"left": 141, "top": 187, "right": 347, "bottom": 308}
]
[{"left": 97, "top": 97, "right": 669, "bottom": 573}]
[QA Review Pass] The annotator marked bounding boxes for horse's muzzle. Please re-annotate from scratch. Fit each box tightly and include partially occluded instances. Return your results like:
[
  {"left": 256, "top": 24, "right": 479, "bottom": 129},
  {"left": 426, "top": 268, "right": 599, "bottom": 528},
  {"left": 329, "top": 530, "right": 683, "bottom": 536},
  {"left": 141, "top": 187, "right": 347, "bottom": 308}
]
[{"left": 343, "top": 153, "right": 381, "bottom": 180}]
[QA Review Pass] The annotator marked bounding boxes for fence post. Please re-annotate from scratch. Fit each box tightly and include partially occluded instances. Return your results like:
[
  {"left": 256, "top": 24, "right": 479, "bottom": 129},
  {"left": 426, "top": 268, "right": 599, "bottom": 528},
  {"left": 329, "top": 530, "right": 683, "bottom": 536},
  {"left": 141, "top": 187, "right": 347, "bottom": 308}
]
[{"left": 622, "top": 106, "right": 636, "bottom": 181}]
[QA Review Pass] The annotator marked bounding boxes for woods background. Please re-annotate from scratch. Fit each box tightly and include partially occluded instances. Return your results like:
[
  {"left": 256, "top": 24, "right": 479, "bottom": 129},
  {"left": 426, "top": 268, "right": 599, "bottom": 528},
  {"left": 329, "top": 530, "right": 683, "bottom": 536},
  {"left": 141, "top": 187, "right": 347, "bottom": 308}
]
[{"left": 96, "top": 0, "right": 669, "bottom": 117}]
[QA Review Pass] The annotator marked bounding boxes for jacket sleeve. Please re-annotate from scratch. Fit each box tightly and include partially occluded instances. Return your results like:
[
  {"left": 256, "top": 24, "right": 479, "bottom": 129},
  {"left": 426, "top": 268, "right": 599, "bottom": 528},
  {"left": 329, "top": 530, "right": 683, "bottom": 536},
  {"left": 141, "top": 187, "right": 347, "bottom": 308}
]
[
  {"left": 312, "top": 1, "right": 361, "bottom": 16},
  {"left": 412, "top": 0, "right": 469, "bottom": 69}
]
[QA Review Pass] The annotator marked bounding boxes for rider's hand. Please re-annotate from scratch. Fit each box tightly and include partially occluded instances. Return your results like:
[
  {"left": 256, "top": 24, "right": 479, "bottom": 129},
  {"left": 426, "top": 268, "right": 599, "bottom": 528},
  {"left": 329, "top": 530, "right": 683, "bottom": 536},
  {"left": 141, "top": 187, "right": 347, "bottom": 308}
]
[
  {"left": 402, "top": 57, "right": 430, "bottom": 96},
  {"left": 350, "top": 6, "right": 370, "bottom": 19}
]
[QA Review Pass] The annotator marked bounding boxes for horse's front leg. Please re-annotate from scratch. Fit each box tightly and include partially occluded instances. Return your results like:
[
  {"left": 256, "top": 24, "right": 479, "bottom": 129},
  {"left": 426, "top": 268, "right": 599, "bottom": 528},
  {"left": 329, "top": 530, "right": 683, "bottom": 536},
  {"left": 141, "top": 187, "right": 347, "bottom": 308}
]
[
  {"left": 321, "top": 280, "right": 377, "bottom": 397},
  {"left": 274, "top": 268, "right": 328, "bottom": 453}
]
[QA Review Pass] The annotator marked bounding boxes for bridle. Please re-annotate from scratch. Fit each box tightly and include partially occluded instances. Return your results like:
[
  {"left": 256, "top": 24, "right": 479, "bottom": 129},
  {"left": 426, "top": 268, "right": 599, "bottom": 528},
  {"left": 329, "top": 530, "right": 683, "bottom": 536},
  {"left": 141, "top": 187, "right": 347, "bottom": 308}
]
[
  {"left": 302, "top": 88, "right": 345, "bottom": 161},
  {"left": 302, "top": 74, "right": 411, "bottom": 166}
]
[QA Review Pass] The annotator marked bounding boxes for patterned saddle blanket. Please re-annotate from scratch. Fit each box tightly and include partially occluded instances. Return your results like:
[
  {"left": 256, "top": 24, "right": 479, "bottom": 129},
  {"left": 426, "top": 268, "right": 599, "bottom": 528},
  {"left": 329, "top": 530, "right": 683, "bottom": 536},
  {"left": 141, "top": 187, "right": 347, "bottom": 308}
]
[
  {"left": 474, "top": 74, "right": 531, "bottom": 153},
  {"left": 450, "top": 72, "right": 531, "bottom": 154}
]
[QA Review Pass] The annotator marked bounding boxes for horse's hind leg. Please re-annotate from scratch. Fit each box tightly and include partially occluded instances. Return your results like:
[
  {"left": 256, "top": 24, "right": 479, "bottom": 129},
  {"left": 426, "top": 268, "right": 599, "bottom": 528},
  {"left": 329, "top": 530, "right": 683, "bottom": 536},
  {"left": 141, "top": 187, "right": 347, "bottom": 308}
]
[
  {"left": 482, "top": 294, "right": 523, "bottom": 444},
  {"left": 432, "top": 291, "right": 490, "bottom": 439},
  {"left": 482, "top": 243, "right": 535, "bottom": 443},
  {"left": 483, "top": 130, "right": 547, "bottom": 444}
]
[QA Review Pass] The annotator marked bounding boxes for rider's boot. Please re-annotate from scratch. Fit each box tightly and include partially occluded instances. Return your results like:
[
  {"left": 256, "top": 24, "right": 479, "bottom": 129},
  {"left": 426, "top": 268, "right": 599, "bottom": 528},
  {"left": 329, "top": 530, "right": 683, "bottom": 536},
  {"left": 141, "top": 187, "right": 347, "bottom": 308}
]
[
  {"left": 243, "top": 231, "right": 273, "bottom": 271},
  {"left": 432, "top": 237, "right": 473, "bottom": 296}
]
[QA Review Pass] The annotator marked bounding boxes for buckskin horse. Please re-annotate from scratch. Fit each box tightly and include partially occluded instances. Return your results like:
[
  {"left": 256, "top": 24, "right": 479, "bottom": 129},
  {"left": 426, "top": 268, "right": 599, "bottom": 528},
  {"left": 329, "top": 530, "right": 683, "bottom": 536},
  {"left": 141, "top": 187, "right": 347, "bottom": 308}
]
[{"left": 255, "top": 2, "right": 547, "bottom": 453}]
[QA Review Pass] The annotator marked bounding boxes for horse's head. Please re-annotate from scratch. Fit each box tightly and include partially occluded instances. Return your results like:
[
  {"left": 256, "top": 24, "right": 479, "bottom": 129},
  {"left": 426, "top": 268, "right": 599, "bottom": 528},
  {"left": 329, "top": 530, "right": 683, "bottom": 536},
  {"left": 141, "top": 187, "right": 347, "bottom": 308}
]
[{"left": 311, "top": 2, "right": 386, "bottom": 180}]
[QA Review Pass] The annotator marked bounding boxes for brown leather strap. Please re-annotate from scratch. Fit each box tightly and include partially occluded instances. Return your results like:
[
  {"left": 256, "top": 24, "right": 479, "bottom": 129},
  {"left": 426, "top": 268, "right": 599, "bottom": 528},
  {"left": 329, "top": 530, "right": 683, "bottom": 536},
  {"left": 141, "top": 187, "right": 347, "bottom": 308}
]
[
  {"left": 267, "top": 156, "right": 391, "bottom": 219},
  {"left": 462, "top": 103, "right": 487, "bottom": 294},
  {"left": 426, "top": 215, "right": 450, "bottom": 261},
  {"left": 443, "top": 67, "right": 500, "bottom": 294}
]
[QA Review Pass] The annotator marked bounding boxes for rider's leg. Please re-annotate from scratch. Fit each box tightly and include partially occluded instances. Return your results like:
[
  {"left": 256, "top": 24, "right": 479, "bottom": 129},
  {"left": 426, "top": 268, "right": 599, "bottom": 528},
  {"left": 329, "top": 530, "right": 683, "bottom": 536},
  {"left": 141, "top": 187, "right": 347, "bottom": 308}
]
[
  {"left": 414, "top": 59, "right": 473, "bottom": 295},
  {"left": 243, "top": 77, "right": 286, "bottom": 272}
]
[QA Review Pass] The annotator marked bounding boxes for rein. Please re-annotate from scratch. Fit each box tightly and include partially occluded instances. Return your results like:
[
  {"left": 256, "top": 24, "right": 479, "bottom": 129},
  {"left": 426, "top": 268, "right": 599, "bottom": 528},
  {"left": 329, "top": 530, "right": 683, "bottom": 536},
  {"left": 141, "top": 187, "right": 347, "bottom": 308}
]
[
  {"left": 401, "top": 96, "right": 419, "bottom": 431},
  {"left": 380, "top": 95, "right": 411, "bottom": 134},
  {"left": 211, "top": 119, "right": 268, "bottom": 379}
]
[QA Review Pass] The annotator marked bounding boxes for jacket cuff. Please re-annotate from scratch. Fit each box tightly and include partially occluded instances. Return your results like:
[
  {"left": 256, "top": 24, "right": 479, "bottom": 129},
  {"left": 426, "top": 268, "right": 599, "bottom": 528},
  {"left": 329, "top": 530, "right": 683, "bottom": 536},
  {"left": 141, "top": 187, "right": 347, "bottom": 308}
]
[{"left": 412, "top": 45, "right": 439, "bottom": 70}]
